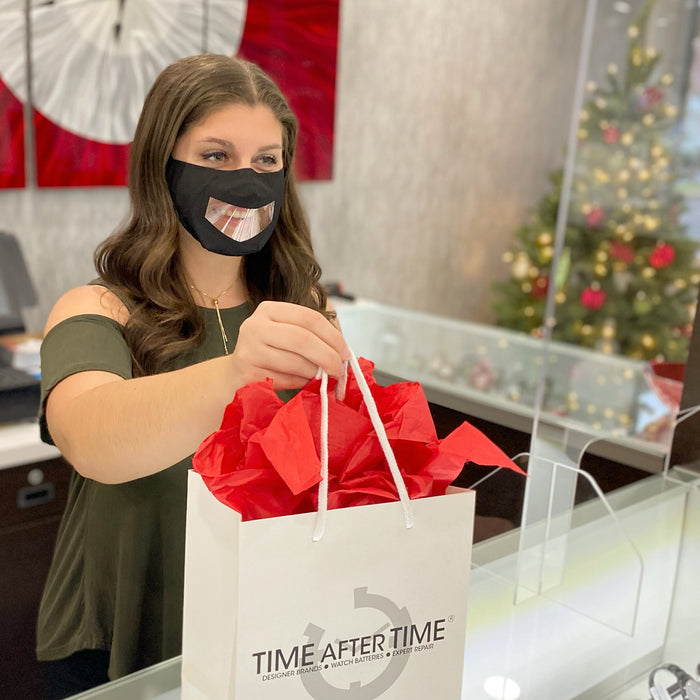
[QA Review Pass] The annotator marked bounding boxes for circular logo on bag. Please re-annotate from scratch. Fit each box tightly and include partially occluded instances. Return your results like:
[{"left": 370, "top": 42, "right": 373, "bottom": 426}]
[{"left": 300, "top": 587, "right": 413, "bottom": 699}]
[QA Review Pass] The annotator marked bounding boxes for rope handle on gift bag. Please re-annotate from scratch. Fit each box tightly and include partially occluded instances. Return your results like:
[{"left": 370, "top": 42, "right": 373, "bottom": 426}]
[{"left": 313, "top": 350, "right": 414, "bottom": 541}]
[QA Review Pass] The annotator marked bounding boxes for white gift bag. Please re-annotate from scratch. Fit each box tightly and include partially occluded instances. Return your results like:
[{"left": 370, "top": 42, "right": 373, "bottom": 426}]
[{"left": 181, "top": 354, "right": 475, "bottom": 700}]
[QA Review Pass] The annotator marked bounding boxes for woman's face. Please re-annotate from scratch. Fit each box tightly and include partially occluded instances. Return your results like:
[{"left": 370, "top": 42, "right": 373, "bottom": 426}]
[{"left": 172, "top": 103, "right": 284, "bottom": 240}]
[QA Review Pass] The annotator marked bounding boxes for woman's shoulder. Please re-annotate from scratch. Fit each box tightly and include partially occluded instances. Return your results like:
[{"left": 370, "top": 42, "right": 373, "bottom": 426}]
[{"left": 44, "top": 284, "right": 130, "bottom": 335}]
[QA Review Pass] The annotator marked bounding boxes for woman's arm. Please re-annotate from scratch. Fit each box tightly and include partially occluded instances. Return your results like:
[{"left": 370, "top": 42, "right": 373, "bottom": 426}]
[{"left": 45, "top": 287, "right": 349, "bottom": 484}]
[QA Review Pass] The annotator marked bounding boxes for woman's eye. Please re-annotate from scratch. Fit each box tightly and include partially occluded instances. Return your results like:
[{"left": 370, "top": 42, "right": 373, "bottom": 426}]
[
  {"left": 202, "top": 151, "right": 227, "bottom": 163},
  {"left": 257, "top": 154, "right": 279, "bottom": 168}
]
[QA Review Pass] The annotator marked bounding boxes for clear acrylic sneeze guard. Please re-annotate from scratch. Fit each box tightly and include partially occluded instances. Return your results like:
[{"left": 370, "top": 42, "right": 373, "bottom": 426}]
[
  {"left": 463, "top": 0, "right": 700, "bottom": 698},
  {"left": 336, "top": 1, "right": 700, "bottom": 697}
]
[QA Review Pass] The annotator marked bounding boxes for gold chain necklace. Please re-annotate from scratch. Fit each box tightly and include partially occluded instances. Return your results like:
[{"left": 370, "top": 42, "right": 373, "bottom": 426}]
[{"left": 190, "top": 281, "right": 236, "bottom": 355}]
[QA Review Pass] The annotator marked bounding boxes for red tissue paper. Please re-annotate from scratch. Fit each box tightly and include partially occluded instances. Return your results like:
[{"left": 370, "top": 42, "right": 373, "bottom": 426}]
[{"left": 193, "top": 357, "right": 525, "bottom": 521}]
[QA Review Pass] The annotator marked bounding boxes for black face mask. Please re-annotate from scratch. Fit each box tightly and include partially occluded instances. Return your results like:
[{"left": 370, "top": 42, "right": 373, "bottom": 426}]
[{"left": 165, "top": 157, "right": 285, "bottom": 256}]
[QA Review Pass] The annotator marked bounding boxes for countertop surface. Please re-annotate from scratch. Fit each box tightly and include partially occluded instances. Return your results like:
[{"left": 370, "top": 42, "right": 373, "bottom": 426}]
[{"left": 0, "top": 421, "right": 60, "bottom": 470}]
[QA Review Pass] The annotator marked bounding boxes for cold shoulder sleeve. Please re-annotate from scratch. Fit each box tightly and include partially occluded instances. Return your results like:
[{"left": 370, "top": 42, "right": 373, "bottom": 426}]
[{"left": 39, "top": 314, "right": 133, "bottom": 444}]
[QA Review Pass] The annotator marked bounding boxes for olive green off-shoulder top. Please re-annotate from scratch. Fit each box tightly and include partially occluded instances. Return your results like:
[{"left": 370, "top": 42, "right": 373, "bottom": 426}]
[{"left": 36, "top": 285, "right": 253, "bottom": 680}]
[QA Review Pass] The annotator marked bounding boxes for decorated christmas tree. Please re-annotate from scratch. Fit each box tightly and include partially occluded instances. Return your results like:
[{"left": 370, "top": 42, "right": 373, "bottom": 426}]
[{"left": 492, "top": 0, "right": 699, "bottom": 362}]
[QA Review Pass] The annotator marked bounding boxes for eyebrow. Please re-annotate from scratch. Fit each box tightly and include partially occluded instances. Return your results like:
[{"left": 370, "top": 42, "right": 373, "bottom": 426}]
[{"left": 198, "top": 137, "right": 283, "bottom": 152}]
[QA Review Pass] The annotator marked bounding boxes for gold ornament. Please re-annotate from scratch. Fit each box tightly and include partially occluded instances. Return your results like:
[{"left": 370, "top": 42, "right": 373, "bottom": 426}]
[
  {"left": 642, "top": 267, "right": 656, "bottom": 279},
  {"left": 665, "top": 104, "right": 678, "bottom": 118},
  {"left": 578, "top": 128, "right": 589, "bottom": 140},
  {"left": 621, "top": 132, "right": 634, "bottom": 146},
  {"left": 594, "top": 168, "right": 610, "bottom": 183},
  {"left": 555, "top": 291, "right": 566, "bottom": 304},
  {"left": 631, "top": 48, "right": 643, "bottom": 66},
  {"left": 541, "top": 246, "right": 554, "bottom": 262},
  {"left": 642, "top": 114, "right": 655, "bottom": 126},
  {"left": 607, "top": 63, "right": 618, "bottom": 75},
  {"left": 660, "top": 73, "right": 674, "bottom": 86},
  {"left": 511, "top": 253, "right": 530, "bottom": 280},
  {"left": 646, "top": 48, "right": 658, "bottom": 59},
  {"left": 628, "top": 25, "right": 640, "bottom": 39},
  {"left": 638, "top": 168, "right": 651, "bottom": 181},
  {"left": 524, "top": 306, "right": 535, "bottom": 317},
  {"left": 595, "top": 97, "right": 607, "bottom": 110},
  {"left": 537, "top": 232, "right": 553, "bottom": 246},
  {"left": 651, "top": 145, "right": 664, "bottom": 158},
  {"left": 644, "top": 216, "right": 659, "bottom": 231},
  {"left": 596, "top": 250, "right": 609, "bottom": 262},
  {"left": 601, "top": 323, "right": 617, "bottom": 339},
  {"left": 641, "top": 334, "right": 656, "bottom": 349},
  {"left": 618, "top": 169, "right": 630, "bottom": 182},
  {"left": 594, "top": 263, "right": 608, "bottom": 276}
]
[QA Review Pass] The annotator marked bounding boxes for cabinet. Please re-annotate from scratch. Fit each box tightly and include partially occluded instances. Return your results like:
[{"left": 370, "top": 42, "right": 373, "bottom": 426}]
[{"left": 0, "top": 456, "right": 72, "bottom": 700}]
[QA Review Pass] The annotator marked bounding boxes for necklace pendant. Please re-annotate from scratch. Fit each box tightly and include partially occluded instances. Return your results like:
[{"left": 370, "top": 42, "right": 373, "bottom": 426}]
[{"left": 212, "top": 298, "right": 230, "bottom": 355}]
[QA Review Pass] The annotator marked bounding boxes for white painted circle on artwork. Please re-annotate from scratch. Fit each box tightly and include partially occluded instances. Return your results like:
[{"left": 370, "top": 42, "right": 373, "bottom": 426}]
[{"left": 0, "top": 0, "right": 247, "bottom": 144}]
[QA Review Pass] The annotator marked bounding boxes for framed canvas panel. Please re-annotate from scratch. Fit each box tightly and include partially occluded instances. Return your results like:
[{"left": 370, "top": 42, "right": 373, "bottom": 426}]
[
  {"left": 237, "top": 0, "right": 340, "bottom": 181},
  {"left": 0, "top": 1, "right": 26, "bottom": 189}
]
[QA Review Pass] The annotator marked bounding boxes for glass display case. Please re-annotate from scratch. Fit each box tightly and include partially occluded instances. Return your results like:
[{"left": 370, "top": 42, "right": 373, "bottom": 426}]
[{"left": 335, "top": 298, "right": 672, "bottom": 471}]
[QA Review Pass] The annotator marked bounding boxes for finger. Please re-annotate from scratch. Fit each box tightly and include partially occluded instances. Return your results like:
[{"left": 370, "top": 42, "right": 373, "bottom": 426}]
[
  {"left": 264, "top": 323, "right": 346, "bottom": 377},
  {"left": 244, "top": 343, "right": 322, "bottom": 383},
  {"left": 246, "top": 308, "right": 347, "bottom": 377},
  {"left": 259, "top": 301, "right": 350, "bottom": 361}
]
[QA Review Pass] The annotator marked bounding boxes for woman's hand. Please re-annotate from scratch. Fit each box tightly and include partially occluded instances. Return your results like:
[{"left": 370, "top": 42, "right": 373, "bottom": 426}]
[{"left": 230, "top": 301, "right": 350, "bottom": 390}]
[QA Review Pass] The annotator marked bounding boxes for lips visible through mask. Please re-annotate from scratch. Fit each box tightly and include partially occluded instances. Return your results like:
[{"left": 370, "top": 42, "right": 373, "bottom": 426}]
[{"left": 205, "top": 197, "right": 275, "bottom": 242}]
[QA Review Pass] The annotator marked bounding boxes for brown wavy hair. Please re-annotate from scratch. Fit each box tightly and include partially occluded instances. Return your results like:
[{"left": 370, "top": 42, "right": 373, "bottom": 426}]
[{"left": 94, "top": 54, "right": 329, "bottom": 376}]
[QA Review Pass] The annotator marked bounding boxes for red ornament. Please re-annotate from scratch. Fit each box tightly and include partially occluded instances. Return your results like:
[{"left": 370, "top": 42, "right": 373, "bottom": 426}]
[
  {"left": 649, "top": 242, "right": 675, "bottom": 269},
  {"left": 585, "top": 207, "right": 605, "bottom": 228},
  {"left": 610, "top": 241, "right": 634, "bottom": 263},
  {"left": 602, "top": 125, "right": 619, "bottom": 144},
  {"left": 641, "top": 86, "right": 664, "bottom": 110},
  {"left": 580, "top": 285, "right": 606, "bottom": 310},
  {"left": 531, "top": 275, "right": 549, "bottom": 298}
]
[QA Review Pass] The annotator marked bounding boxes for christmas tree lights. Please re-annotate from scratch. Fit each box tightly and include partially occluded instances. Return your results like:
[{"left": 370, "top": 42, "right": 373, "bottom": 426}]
[{"left": 493, "top": 0, "right": 699, "bottom": 361}]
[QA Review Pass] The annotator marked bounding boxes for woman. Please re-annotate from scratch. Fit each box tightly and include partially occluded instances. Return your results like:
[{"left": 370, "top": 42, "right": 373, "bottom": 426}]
[{"left": 37, "top": 54, "right": 349, "bottom": 699}]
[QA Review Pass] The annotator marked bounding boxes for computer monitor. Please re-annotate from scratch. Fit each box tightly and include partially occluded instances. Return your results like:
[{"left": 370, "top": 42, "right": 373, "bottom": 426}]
[{"left": 0, "top": 231, "right": 37, "bottom": 335}]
